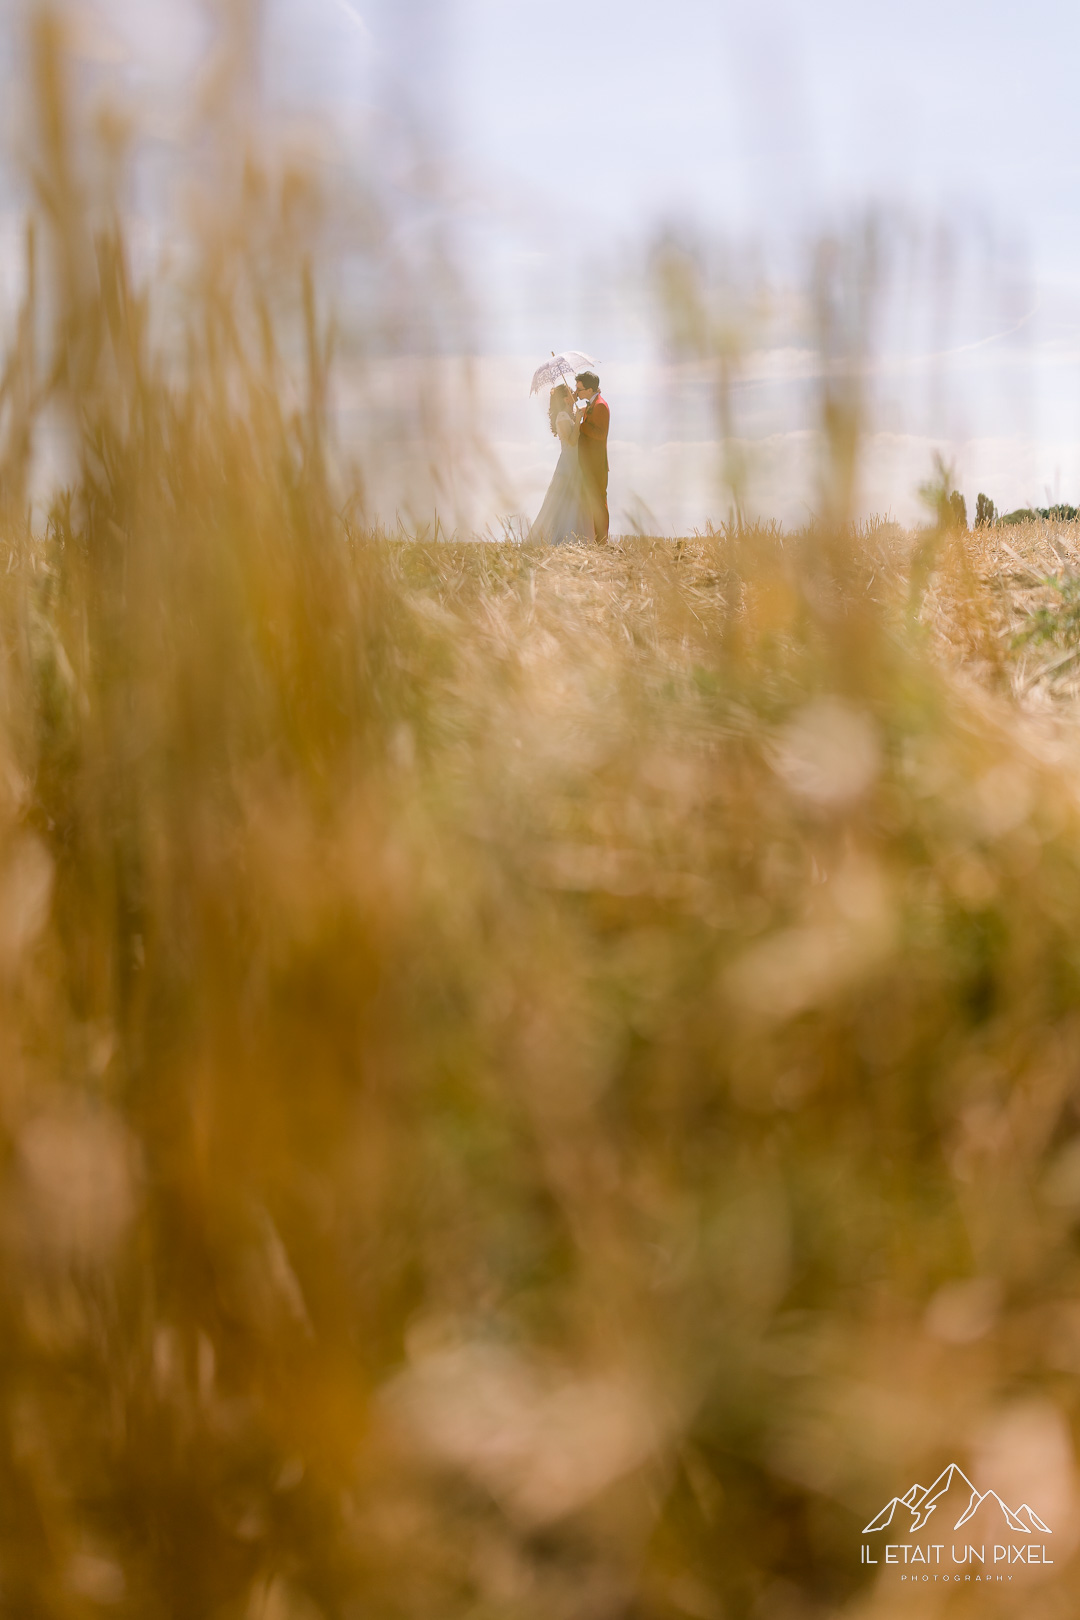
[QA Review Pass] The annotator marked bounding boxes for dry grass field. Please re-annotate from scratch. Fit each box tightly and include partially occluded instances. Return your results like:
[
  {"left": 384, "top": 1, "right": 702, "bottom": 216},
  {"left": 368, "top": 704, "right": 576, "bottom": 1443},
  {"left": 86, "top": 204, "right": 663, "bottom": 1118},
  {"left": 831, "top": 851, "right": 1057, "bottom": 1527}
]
[{"left": 7, "top": 15, "right": 1080, "bottom": 1620}]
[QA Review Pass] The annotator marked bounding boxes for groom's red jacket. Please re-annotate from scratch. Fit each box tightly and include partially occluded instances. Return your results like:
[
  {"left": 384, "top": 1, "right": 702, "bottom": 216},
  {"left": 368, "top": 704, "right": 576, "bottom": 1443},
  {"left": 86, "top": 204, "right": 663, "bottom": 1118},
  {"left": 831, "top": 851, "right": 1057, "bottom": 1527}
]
[
  {"left": 579, "top": 394, "right": 609, "bottom": 467},
  {"left": 578, "top": 393, "right": 610, "bottom": 538}
]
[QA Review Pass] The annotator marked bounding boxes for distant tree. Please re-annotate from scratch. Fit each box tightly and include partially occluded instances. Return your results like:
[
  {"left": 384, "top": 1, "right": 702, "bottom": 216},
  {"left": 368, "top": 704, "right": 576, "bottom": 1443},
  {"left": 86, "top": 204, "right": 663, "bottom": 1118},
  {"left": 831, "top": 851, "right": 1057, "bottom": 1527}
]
[
  {"left": 1001, "top": 505, "right": 1079, "bottom": 525},
  {"left": 948, "top": 490, "right": 968, "bottom": 531},
  {"left": 975, "top": 493, "right": 996, "bottom": 527}
]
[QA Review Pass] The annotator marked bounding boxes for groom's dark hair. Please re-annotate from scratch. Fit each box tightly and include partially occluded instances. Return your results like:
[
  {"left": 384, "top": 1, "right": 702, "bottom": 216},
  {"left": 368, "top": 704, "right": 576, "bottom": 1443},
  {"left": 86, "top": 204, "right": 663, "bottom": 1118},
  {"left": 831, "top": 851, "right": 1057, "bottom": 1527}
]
[{"left": 575, "top": 371, "right": 600, "bottom": 392}]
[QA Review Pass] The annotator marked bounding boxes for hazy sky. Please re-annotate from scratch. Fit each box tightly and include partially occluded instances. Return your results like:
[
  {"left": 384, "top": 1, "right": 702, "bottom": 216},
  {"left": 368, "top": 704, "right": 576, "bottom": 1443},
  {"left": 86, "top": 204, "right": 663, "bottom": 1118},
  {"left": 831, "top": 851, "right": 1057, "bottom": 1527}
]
[
  {"left": 378, "top": 0, "right": 1080, "bottom": 522},
  {"left": 449, "top": 0, "right": 1079, "bottom": 251},
  {"left": 10, "top": 0, "right": 1074, "bottom": 300},
  {"left": 3, "top": 0, "right": 1080, "bottom": 525}
]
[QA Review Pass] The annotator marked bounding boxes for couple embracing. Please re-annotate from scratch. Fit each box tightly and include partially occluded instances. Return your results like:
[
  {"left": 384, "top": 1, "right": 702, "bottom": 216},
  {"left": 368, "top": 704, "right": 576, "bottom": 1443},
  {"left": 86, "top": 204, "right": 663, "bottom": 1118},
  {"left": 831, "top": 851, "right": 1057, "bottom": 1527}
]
[{"left": 529, "top": 371, "right": 610, "bottom": 546}]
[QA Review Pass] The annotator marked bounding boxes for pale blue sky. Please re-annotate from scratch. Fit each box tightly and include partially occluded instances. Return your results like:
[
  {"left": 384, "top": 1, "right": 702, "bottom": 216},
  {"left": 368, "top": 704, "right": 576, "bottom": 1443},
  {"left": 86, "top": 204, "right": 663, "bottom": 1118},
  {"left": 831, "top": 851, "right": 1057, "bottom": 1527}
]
[
  {"left": 3, "top": 0, "right": 1080, "bottom": 524},
  {"left": 370, "top": 0, "right": 1080, "bottom": 521},
  {"left": 407, "top": 0, "right": 1080, "bottom": 262},
  {"left": 8, "top": 2, "right": 1075, "bottom": 306},
  {"left": 250, "top": 0, "right": 1080, "bottom": 257}
]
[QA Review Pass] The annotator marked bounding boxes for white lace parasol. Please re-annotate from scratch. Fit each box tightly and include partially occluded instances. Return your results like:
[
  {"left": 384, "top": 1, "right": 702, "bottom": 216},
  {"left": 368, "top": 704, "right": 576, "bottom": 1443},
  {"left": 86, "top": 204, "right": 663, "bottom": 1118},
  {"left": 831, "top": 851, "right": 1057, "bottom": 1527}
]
[{"left": 530, "top": 351, "right": 601, "bottom": 396}]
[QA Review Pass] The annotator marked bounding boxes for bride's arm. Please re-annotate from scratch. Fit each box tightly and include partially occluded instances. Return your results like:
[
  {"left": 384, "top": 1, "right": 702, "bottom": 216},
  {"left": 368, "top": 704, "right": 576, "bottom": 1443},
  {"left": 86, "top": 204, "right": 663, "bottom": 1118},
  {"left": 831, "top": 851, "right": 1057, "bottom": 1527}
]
[{"left": 556, "top": 411, "right": 579, "bottom": 446}]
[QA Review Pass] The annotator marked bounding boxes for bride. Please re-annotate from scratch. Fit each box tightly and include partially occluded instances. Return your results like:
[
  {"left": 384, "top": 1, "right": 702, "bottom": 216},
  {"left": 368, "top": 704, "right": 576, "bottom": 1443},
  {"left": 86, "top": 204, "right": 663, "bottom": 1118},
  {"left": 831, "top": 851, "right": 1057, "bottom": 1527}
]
[{"left": 527, "top": 384, "right": 595, "bottom": 545}]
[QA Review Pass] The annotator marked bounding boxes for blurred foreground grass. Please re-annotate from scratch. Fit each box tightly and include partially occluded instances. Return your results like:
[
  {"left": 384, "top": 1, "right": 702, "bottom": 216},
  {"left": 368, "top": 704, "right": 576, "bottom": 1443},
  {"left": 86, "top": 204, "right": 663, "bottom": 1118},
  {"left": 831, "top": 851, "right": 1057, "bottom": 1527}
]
[{"left": 6, "top": 16, "right": 1080, "bottom": 1620}]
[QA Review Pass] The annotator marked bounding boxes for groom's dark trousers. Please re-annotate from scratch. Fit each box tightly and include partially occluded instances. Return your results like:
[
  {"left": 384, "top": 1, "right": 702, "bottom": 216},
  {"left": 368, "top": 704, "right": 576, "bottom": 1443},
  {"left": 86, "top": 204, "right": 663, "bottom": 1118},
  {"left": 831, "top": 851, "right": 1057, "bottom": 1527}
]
[{"left": 578, "top": 394, "right": 610, "bottom": 541}]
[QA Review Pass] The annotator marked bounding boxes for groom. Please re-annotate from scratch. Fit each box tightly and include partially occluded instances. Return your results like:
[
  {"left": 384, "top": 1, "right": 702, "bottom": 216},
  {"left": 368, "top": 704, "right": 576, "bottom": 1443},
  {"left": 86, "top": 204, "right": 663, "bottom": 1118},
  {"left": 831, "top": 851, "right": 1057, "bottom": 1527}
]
[{"left": 574, "top": 371, "right": 610, "bottom": 542}]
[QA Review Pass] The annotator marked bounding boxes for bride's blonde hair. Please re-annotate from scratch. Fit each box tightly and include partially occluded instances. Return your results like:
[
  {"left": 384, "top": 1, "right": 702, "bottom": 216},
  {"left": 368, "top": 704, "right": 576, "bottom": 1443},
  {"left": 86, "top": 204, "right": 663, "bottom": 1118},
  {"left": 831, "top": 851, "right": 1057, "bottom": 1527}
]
[{"left": 548, "top": 383, "right": 572, "bottom": 437}]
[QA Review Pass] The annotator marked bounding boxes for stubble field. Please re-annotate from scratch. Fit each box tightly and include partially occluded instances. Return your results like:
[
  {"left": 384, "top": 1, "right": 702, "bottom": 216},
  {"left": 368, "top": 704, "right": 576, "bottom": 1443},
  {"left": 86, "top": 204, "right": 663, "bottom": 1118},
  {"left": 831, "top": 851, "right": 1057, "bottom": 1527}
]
[{"left": 6, "top": 18, "right": 1080, "bottom": 1620}]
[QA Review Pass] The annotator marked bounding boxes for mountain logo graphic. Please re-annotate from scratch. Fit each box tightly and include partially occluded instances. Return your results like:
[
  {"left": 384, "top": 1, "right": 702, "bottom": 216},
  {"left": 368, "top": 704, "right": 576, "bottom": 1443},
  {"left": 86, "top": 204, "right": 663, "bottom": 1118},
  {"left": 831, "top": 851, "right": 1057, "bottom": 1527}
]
[{"left": 863, "top": 1464, "right": 1052, "bottom": 1537}]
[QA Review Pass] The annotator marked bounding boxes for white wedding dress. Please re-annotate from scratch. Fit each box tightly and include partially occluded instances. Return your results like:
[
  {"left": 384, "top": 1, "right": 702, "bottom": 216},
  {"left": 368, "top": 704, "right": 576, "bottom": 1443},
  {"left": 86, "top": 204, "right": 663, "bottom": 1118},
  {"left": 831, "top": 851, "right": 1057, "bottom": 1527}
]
[{"left": 528, "top": 412, "right": 595, "bottom": 546}]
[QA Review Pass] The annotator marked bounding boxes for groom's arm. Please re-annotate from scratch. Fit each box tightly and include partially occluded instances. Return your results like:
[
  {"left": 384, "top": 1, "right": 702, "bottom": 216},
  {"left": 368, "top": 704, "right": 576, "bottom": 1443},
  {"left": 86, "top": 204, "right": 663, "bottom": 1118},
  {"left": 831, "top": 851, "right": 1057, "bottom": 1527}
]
[{"left": 579, "top": 400, "right": 609, "bottom": 442}]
